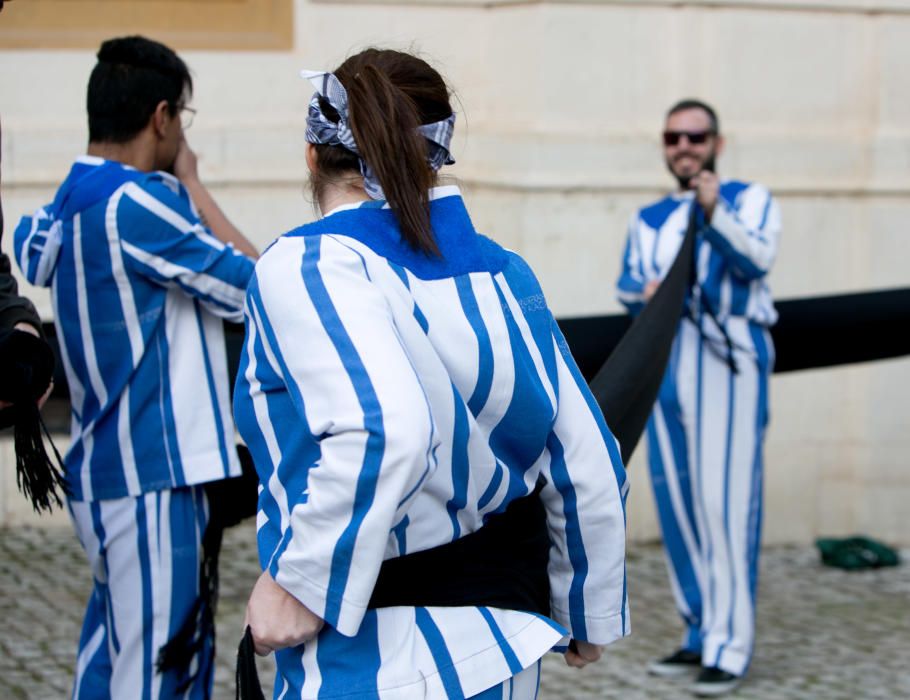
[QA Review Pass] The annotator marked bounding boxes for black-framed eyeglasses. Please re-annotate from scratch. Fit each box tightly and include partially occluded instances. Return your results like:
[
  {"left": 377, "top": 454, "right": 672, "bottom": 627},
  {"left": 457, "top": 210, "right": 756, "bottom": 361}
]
[
  {"left": 180, "top": 106, "right": 197, "bottom": 130},
  {"left": 662, "top": 130, "right": 715, "bottom": 146}
]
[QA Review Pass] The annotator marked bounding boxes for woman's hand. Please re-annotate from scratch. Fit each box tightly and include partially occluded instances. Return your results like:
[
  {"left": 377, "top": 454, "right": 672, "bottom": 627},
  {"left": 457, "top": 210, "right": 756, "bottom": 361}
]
[
  {"left": 244, "top": 571, "right": 324, "bottom": 656},
  {"left": 564, "top": 639, "right": 604, "bottom": 669}
]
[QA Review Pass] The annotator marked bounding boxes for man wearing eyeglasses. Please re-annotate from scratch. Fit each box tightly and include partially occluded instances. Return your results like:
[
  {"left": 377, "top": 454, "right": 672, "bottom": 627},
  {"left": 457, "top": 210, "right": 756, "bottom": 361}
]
[
  {"left": 13, "top": 35, "right": 257, "bottom": 699},
  {"left": 617, "top": 100, "right": 780, "bottom": 696}
]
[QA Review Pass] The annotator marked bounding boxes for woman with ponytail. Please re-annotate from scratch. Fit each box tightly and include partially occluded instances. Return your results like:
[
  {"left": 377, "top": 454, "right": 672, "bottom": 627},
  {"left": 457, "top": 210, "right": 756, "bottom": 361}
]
[{"left": 234, "top": 48, "right": 629, "bottom": 699}]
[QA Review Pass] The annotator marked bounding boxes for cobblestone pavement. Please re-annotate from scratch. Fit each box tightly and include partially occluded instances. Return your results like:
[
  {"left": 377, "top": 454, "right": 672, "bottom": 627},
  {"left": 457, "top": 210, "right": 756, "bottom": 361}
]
[{"left": 2, "top": 523, "right": 907, "bottom": 699}]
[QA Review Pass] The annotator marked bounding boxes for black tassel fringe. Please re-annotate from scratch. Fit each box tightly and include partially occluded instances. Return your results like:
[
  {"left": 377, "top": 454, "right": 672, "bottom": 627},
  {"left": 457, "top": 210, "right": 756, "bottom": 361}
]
[{"left": 13, "top": 404, "right": 67, "bottom": 513}]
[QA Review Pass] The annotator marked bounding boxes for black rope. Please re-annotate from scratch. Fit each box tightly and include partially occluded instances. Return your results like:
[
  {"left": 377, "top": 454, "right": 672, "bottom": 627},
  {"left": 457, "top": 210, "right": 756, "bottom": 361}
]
[{"left": 236, "top": 626, "right": 266, "bottom": 700}]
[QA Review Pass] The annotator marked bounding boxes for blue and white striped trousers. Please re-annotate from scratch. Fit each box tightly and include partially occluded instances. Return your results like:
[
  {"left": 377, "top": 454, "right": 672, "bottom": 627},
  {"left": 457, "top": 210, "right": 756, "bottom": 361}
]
[
  {"left": 646, "top": 316, "right": 772, "bottom": 676},
  {"left": 69, "top": 485, "right": 212, "bottom": 700}
]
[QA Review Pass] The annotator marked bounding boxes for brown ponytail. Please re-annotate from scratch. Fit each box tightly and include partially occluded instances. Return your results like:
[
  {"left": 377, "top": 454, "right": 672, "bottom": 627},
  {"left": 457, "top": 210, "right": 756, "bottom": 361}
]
[{"left": 312, "top": 49, "right": 454, "bottom": 256}]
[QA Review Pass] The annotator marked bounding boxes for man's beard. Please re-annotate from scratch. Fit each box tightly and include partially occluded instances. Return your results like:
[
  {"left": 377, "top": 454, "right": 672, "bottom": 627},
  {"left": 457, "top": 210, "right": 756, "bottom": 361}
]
[{"left": 667, "top": 151, "right": 717, "bottom": 190}]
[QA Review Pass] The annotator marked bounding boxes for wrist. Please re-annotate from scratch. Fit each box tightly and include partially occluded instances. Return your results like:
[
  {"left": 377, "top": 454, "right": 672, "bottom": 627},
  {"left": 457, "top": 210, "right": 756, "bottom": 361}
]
[
  {"left": 14, "top": 322, "right": 40, "bottom": 337},
  {"left": 179, "top": 172, "right": 202, "bottom": 189}
]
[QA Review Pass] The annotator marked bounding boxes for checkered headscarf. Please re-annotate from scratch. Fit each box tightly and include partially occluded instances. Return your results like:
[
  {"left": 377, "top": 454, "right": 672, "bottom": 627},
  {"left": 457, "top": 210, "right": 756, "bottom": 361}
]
[{"left": 300, "top": 70, "right": 456, "bottom": 200}]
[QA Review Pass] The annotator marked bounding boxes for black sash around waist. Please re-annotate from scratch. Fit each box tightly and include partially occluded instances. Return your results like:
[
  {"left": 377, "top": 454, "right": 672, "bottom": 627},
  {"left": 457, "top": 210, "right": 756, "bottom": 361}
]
[
  {"left": 236, "top": 487, "right": 552, "bottom": 700},
  {"left": 369, "top": 486, "right": 551, "bottom": 616}
]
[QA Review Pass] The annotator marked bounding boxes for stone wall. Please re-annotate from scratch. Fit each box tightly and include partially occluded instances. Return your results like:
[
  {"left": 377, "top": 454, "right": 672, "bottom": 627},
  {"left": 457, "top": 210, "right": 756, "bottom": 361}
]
[{"left": 1, "top": 0, "right": 908, "bottom": 542}]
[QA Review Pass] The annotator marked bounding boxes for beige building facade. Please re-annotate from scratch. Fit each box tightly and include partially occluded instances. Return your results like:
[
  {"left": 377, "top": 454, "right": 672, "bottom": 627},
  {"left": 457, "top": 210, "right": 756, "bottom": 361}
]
[{"left": 1, "top": 0, "right": 908, "bottom": 542}]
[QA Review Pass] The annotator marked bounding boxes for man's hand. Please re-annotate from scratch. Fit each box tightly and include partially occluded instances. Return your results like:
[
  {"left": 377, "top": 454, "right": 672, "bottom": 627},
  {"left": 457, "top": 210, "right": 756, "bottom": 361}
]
[
  {"left": 690, "top": 170, "right": 720, "bottom": 221},
  {"left": 565, "top": 640, "right": 604, "bottom": 669},
  {"left": 643, "top": 280, "right": 660, "bottom": 302},
  {"left": 244, "top": 571, "right": 324, "bottom": 656},
  {"left": 173, "top": 137, "right": 200, "bottom": 185},
  {"left": 37, "top": 380, "right": 54, "bottom": 410},
  {"left": 13, "top": 321, "right": 39, "bottom": 337}
]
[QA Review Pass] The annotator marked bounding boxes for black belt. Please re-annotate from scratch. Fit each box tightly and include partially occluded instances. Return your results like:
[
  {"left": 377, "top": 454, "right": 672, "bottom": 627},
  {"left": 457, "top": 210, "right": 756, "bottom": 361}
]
[
  {"left": 370, "top": 484, "right": 550, "bottom": 614},
  {"left": 237, "top": 485, "right": 551, "bottom": 700}
]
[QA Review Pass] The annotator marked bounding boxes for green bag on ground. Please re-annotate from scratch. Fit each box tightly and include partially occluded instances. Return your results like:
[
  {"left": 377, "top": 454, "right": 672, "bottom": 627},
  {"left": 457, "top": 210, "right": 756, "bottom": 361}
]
[{"left": 815, "top": 536, "right": 901, "bottom": 570}]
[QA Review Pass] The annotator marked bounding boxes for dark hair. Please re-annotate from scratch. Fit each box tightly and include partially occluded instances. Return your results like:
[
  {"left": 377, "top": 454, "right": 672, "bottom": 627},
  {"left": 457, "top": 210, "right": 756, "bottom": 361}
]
[
  {"left": 666, "top": 98, "right": 720, "bottom": 134},
  {"left": 312, "top": 49, "right": 453, "bottom": 256},
  {"left": 87, "top": 36, "right": 192, "bottom": 144}
]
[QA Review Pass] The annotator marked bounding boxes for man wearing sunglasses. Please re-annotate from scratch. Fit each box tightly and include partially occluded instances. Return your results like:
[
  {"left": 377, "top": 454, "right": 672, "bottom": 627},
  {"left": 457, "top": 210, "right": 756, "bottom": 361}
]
[{"left": 617, "top": 100, "right": 781, "bottom": 696}]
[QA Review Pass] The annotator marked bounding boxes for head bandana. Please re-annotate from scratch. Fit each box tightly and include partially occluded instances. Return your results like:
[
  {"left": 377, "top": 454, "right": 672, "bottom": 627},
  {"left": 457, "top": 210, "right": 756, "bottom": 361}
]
[{"left": 300, "top": 69, "right": 456, "bottom": 200}]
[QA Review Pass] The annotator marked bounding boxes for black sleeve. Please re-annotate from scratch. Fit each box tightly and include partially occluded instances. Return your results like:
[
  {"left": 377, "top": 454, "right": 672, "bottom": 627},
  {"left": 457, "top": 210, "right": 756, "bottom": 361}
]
[{"left": 0, "top": 251, "right": 44, "bottom": 335}]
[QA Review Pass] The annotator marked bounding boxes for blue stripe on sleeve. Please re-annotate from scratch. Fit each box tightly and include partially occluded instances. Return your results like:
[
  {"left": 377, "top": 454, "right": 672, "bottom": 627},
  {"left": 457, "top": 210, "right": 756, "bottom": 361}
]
[
  {"left": 300, "top": 236, "right": 387, "bottom": 627},
  {"left": 545, "top": 431, "right": 589, "bottom": 640},
  {"left": 550, "top": 317, "right": 627, "bottom": 495},
  {"left": 548, "top": 316, "right": 629, "bottom": 634},
  {"left": 242, "top": 282, "right": 321, "bottom": 572},
  {"left": 758, "top": 191, "right": 773, "bottom": 230}
]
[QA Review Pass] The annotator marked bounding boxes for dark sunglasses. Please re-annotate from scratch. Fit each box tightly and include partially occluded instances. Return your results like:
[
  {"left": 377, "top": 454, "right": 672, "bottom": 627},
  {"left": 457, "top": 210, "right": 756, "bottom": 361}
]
[{"left": 662, "top": 130, "right": 715, "bottom": 146}]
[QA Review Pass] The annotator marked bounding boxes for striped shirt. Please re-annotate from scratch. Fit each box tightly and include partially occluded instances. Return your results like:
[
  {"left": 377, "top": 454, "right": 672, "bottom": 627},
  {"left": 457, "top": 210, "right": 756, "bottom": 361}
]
[
  {"left": 233, "top": 186, "right": 630, "bottom": 699},
  {"left": 14, "top": 156, "right": 255, "bottom": 501},
  {"left": 617, "top": 180, "right": 780, "bottom": 326}
]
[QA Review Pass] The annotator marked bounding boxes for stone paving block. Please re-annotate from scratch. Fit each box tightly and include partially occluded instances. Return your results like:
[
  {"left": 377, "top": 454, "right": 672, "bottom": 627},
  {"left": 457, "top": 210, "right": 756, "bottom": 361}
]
[{"left": 2, "top": 524, "right": 908, "bottom": 699}]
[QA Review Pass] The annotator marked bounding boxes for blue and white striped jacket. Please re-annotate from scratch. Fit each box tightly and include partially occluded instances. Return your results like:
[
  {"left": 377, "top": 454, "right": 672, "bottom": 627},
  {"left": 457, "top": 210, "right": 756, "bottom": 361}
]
[
  {"left": 617, "top": 180, "right": 780, "bottom": 327},
  {"left": 14, "top": 156, "right": 255, "bottom": 501},
  {"left": 233, "top": 186, "right": 629, "bottom": 699}
]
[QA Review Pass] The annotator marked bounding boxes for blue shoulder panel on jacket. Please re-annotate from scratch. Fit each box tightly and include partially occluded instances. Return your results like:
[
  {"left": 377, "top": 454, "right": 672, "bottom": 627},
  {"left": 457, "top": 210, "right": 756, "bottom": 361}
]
[
  {"left": 720, "top": 180, "right": 750, "bottom": 208},
  {"left": 282, "top": 194, "right": 509, "bottom": 280},
  {"left": 639, "top": 196, "right": 679, "bottom": 231}
]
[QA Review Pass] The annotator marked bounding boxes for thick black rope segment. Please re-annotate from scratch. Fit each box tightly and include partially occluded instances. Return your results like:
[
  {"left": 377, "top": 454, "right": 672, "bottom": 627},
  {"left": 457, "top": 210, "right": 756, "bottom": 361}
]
[
  {"left": 559, "top": 288, "right": 910, "bottom": 384},
  {"left": 41, "top": 289, "right": 910, "bottom": 405},
  {"left": 589, "top": 209, "right": 697, "bottom": 464},
  {"left": 771, "top": 288, "right": 910, "bottom": 373}
]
